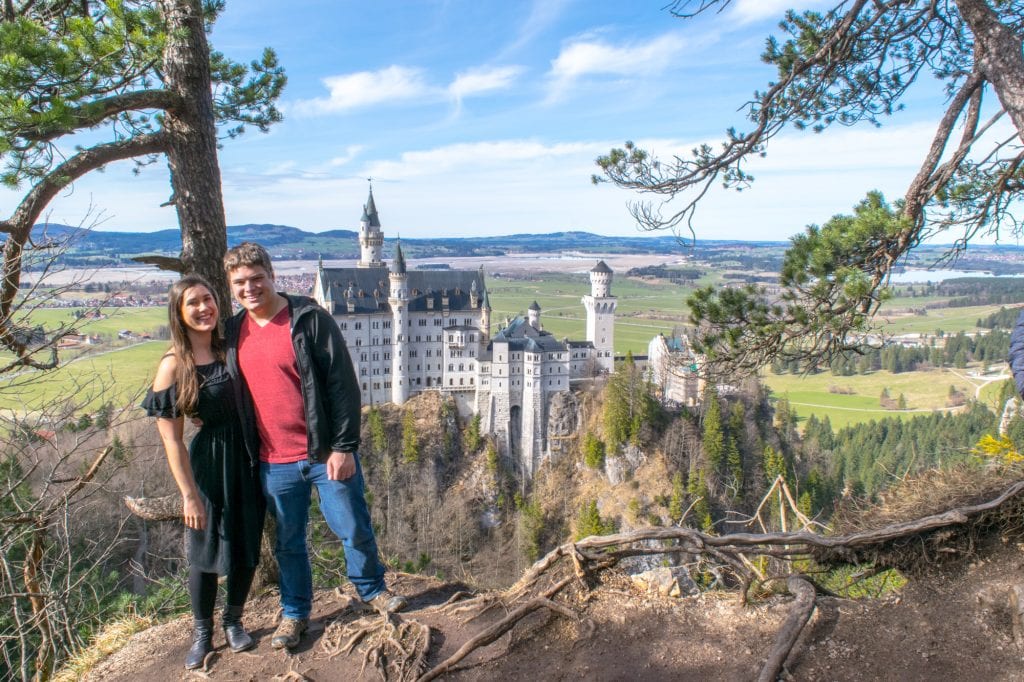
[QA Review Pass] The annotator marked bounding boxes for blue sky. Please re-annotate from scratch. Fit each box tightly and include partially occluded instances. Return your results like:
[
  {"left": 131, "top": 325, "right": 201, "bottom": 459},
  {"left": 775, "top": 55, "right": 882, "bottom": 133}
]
[{"left": 8, "top": 0, "right": 966, "bottom": 241}]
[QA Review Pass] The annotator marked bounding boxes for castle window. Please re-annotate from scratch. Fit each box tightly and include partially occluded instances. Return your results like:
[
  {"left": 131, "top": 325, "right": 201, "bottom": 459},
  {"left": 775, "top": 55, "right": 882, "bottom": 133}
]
[
  {"left": 449, "top": 378, "right": 454, "bottom": 386},
  {"left": 355, "top": 322, "right": 362, "bottom": 330},
  {"left": 373, "top": 382, "right": 380, "bottom": 390},
  {"left": 373, "top": 352, "right": 379, "bottom": 361},
  {"left": 415, "top": 336, "right": 421, "bottom": 342},
  {"left": 372, "top": 321, "right": 379, "bottom": 329},
  {"left": 417, "top": 378, "right": 421, "bottom": 385},
  {"left": 384, "top": 352, "right": 391, "bottom": 360},
  {"left": 385, "top": 381, "right": 391, "bottom": 388},
  {"left": 470, "top": 377, "right": 474, "bottom": 385},
  {"left": 448, "top": 364, "right": 454, "bottom": 371},
  {"left": 360, "top": 353, "right": 367, "bottom": 362},
  {"left": 469, "top": 334, "right": 475, "bottom": 342},
  {"left": 434, "top": 319, "right": 442, "bottom": 326},
  {"left": 425, "top": 349, "right": 432, "bottom": 357},
  {"left": 340, "top": 322, "right": 348, "bottom": 330},
  {"left": 373, "top": 368, "right": 379, "bottom": 375},
  {"left": 383, "top": 320, "right": 391, "bottom": 329},
  {"left": 460, "top": 378, "right": 464, "bottom": 385},
  {"left": 410, "top": 350, "right": 418, "bottom": 358},
  {"left": 355, "top": 338, "right": 362, "bottom": 346},
  {"left": 362, "top": 382, "right": 367, "bottom": 390},
  {"left": 458, "top": 364, "right": 464, "bottom": 372},
  {"left": 418, "top": 319, "right": 427, "bottom": 326},
  {"left": 360, "top": 368, "right": 367, "bottom": 376},
  {"left": 384, "top": 367, "right": 390, "bottom": 374}
]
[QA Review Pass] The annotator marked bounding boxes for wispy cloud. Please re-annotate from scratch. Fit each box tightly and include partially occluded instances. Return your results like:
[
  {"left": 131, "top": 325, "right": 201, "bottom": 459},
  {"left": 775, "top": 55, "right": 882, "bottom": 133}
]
[
  {"left": 498, "top": 0, "right": 573, "bottom": 58},
  {"left": 361, "top": 139, "right": 592, "bottom": 180},
  {"left": 449, "top": 66, "right": 524, "bottom": 99},
  {"left": 547, "top": 31, "right": 691, "bottom": 98},
  {"left": 290, "top": 66, "right": 431, "bottom": 116},
  {"left": 329, "top": 145, "right": 366, "bottom": 167}
]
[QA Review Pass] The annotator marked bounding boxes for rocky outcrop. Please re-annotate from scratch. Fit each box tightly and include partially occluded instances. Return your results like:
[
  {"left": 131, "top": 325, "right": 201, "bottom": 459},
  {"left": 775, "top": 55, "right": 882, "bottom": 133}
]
[{"left": 546, "top": 390, "right": 580, "bottom": 463}]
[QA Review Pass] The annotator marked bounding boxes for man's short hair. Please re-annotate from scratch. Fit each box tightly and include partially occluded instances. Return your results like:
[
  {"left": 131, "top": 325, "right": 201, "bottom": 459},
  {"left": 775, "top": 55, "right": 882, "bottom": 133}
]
[{"left": 224, "top": 242, "right": 275, "bottom": 278}]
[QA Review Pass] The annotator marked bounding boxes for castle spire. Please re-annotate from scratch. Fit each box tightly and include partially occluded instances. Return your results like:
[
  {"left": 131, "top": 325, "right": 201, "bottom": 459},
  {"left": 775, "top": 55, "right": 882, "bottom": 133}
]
[
  {"left": 358, "top": 181, "right": 384, "bottom": 268},
  {"left": 393, "top": 238, "right": 407, "bottom": 274},
  {"left": 362, "top": 182, "right": 381, "bottom": 228}
]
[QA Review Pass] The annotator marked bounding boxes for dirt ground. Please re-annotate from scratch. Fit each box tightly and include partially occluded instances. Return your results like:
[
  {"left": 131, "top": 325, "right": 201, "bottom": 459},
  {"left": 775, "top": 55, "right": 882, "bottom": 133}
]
[{"left": 83, "top": 538, "right": 1024, "bottom": 682}]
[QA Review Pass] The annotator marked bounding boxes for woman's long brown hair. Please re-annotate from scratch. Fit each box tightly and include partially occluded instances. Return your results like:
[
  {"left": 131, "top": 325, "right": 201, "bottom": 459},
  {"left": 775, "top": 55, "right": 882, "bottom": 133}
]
[{"left": 167, "top": 275, "right": 225, "bottom": 416}]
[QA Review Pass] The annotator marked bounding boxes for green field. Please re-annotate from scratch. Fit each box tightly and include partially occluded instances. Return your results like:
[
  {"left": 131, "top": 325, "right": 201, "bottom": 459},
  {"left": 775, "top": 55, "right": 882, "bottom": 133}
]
[
  {"left": 1, "top": 341, "right": 166, "bottom": 413},
  {"left": 21, "top": 306, "right": 168, "bottom": 337},
  {"left": 487, "top": 271, "right": 690, "bottom": 354},
  {"left": 762, "top": 368, "right": 1001, "bottom": 431},
  {"left": 873, "top": 304, "right": 1005, "bottom": 334}
]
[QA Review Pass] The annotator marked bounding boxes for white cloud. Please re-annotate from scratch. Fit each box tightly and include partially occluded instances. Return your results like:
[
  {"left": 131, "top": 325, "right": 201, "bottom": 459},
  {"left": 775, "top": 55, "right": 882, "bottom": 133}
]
[
  {"left": 449, "top": 66, "right": 523, "bottom": 99},
  {"left": 546, "top": 32, "right": 692, "bottom": 98},
  {"left": 360, "top": 139, "right": 593, "bottom": 180},
  {"left": 290, "top": 66, "right": 431, "bottom": 116}
]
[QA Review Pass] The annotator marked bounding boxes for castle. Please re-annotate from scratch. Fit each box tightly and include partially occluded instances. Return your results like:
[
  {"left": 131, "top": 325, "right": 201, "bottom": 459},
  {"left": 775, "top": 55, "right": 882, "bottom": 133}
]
[{"left": 312, "top": 188, "right": 617, "bottom": 475}]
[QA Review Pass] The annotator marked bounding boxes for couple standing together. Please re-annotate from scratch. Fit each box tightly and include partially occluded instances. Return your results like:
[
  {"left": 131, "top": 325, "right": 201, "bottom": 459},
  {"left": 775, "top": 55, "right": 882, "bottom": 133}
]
[{"left": 143, "top": 242, "right": 405, "bottom": 669}]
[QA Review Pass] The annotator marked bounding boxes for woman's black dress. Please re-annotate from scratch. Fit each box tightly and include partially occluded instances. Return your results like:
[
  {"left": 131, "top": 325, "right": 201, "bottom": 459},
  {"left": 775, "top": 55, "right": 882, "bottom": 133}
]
[{"left": 142, "top": 361, "right": 264, "bottom": 575}]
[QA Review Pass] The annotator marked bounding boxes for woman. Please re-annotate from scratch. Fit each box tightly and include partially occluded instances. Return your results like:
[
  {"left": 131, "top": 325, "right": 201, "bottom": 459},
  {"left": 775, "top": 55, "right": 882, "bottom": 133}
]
[{"left": 142, "top": 274, "right": 264, "bottom": 669}]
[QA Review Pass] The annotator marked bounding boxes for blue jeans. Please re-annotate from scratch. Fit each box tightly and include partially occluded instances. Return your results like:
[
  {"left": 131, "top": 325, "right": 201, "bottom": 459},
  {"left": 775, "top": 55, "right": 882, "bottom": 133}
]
[{"left": 259, "top": 455, "right": 386, "bottom": 619}]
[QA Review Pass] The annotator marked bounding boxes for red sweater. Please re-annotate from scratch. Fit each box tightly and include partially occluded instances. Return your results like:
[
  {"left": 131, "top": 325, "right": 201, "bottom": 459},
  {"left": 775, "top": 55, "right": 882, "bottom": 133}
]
[{"left": 238, "top": 307, "right": 308, "bottom": 463}]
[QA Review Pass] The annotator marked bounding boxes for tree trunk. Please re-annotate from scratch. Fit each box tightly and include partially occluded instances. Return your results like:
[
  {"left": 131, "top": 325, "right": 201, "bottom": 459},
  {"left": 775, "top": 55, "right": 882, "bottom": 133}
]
[
  {"left": 956, "top": 0, "right": 1024, "bottom": 141},
  {"left": 159, "top": 0, "right": 231, "bottom": 310}
]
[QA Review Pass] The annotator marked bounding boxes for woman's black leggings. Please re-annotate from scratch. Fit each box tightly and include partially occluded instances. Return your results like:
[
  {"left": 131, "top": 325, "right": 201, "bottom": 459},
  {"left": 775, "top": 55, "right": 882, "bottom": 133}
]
[{"left": 188, "top": 565, "right": 257, "bottom": 619}]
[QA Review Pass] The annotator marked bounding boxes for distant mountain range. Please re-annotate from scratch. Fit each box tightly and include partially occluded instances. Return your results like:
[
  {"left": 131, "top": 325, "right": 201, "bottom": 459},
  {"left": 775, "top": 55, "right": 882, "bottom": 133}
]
[
  {"left": 28, "top": 222, "right": 711, "bottom": 264},
  {"left": 24, "top": 223, "right": 1024, "bottom": 274}
]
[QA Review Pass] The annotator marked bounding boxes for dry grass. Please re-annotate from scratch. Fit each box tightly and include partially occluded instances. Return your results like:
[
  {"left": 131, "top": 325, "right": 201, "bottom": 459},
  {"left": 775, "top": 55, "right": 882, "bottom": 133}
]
[
  {"left": 821, "top": 463, "right": 1024, "bottom": 575},
  {"left": 53, "top": 612, "right": 157, "bottom": 682},
  {"left": 833, "top": 463, "right": 1024, "bottom": 533}
]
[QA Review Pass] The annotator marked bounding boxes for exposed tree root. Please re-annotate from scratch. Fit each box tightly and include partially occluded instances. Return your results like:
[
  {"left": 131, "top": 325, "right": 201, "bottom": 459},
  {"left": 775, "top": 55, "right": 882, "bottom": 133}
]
[
  {"left": 757, "top": 576, "right": 816, "bottom": 682},
  {"left": 419, "top": 586, "right": 583, "bottom": 682},
  {"left": 321, "top": 612, "right": 431, "bottom": 682}
]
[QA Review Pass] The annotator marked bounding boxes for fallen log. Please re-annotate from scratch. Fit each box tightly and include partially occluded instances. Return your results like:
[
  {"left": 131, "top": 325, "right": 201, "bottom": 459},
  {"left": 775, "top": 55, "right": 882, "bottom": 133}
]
[{"left": 124, "top": 494, "right": 180, "bottom": 521}]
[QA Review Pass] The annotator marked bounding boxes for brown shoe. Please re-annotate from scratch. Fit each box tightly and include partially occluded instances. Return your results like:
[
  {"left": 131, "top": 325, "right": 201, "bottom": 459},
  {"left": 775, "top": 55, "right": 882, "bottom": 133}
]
[
  {"left": 270, "top": 617, "right": 308, "bottom": 649},
  {"left": 364, "top": 589, "right": 408, "bottom": 614}
]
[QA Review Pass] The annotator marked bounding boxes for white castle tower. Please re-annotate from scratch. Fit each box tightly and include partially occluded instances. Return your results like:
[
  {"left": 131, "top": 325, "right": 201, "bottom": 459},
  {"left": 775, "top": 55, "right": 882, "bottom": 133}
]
[
  {"left": 527, "top": 301, "right": 541, "bottom": 329},
  {"left": 388, "top": 241, "right": 410, "bottom": 404},
  {"left": 582, "top": 260, "right": 616, "bottom": 373},
  {"left": 358, "top": 185, "right": 384, "bottom": 268}
]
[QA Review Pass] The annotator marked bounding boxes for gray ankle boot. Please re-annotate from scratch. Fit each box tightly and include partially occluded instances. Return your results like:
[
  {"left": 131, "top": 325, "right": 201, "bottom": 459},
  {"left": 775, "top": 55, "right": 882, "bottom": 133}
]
[
  {"left": 222, "top": 604, "right": 254, "bottom": 652},
  {"left": 185, "top": 618, "right": 214, "bottom": 669}
]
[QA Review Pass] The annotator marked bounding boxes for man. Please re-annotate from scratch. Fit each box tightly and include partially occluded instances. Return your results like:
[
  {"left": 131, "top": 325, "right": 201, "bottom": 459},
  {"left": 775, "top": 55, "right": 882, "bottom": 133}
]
[{"left": 223, "top": 242, "right": 406, "bottom": 650}]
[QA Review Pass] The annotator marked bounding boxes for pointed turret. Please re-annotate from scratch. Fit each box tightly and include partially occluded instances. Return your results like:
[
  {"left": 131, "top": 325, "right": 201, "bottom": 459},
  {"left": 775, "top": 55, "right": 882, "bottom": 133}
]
[
  {"left": 393, "top": 239, "right": 407, "bottom": 274},
  {"left": 358, "top": 184, "right": 385, "bottom": 268},
  {"left": 361, "top": 187, "right": 381, "bottom": 228},
  {"left": 388, "top": 237, "right": 409, "bottom": 405}
]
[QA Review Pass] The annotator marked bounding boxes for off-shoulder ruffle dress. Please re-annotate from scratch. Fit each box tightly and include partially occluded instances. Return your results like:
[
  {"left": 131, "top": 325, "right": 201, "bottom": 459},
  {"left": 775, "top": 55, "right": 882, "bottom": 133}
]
[{"left": 142, "top": 361, "right": 264, "bottom": 574}]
